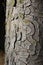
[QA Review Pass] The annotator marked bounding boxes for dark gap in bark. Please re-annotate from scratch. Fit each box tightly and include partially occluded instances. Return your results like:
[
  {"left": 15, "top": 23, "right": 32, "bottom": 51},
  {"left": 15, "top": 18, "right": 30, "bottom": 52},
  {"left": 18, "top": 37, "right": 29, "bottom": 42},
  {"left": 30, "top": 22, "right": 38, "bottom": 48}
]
[{"left": 14, "top": 0, "right": 17, "bottom": 7}]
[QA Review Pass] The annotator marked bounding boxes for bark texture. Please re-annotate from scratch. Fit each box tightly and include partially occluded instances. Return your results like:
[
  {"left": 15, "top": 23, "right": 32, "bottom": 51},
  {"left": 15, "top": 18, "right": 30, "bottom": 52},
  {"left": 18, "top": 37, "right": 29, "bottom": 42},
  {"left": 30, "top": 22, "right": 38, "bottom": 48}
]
[{"left": 5, "top": 0, "right": 43, "bottom": 65}]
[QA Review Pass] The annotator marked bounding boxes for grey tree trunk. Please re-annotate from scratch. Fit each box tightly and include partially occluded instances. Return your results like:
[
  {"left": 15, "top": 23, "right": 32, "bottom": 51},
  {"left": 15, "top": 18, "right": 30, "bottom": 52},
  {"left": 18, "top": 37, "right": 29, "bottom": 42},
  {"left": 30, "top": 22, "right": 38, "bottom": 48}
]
[{"left": 5, "top": 0, "right": 43, "bottom": 65}]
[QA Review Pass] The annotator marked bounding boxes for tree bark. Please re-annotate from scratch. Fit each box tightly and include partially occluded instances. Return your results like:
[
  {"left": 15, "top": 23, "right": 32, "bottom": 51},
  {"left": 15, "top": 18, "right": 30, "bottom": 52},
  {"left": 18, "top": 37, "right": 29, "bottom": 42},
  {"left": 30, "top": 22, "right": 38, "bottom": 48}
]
[{"left": 5, "top": 0, "right": 43, "bottom": 65}]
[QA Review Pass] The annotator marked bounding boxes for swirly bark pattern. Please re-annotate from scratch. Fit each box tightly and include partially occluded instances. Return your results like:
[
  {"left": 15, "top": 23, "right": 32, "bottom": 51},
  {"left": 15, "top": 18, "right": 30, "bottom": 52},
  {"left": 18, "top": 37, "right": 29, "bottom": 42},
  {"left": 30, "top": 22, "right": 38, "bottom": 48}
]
[{"left": 5, "top": 0, "right": 43, "bottom": 65}]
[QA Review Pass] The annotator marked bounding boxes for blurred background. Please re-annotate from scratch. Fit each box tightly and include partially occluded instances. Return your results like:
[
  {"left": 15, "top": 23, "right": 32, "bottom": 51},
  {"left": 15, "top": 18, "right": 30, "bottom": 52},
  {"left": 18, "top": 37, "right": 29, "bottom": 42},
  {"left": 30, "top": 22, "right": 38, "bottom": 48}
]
[
  {"left": 0, "top": 0, "right": 6, "bottom": 52},
  {"left": 0, "top": 0, "right": 6, "bottom": 65}
]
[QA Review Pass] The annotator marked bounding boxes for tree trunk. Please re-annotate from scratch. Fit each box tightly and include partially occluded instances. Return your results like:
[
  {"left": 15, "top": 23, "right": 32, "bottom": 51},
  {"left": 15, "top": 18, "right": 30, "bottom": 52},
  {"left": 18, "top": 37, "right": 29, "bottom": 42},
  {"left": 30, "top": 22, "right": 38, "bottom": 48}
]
[{"left": 5, "top": 0, "right": 43, "bottom": 65}]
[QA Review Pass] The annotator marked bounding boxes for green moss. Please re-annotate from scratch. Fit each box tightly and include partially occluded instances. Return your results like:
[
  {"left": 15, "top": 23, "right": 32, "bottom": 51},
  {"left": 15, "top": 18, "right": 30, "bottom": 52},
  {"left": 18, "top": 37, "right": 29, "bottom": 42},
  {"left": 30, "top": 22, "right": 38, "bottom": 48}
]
[
  {"left": 11, "top": 0, "right": 15, "bottom": 6},
  {"left": 23, "top": 19, "right": 30, "bottom": 25},
  {"left": 19, "top": 0, "right": 24, "bottom": 3}
]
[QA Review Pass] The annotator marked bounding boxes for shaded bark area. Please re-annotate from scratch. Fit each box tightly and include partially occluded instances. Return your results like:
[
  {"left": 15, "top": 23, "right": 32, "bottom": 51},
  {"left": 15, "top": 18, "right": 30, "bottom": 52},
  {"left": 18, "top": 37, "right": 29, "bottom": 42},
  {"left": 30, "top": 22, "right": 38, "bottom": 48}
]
[{"left": 38, "top": 0, "right": 43, "bottom": 64}]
